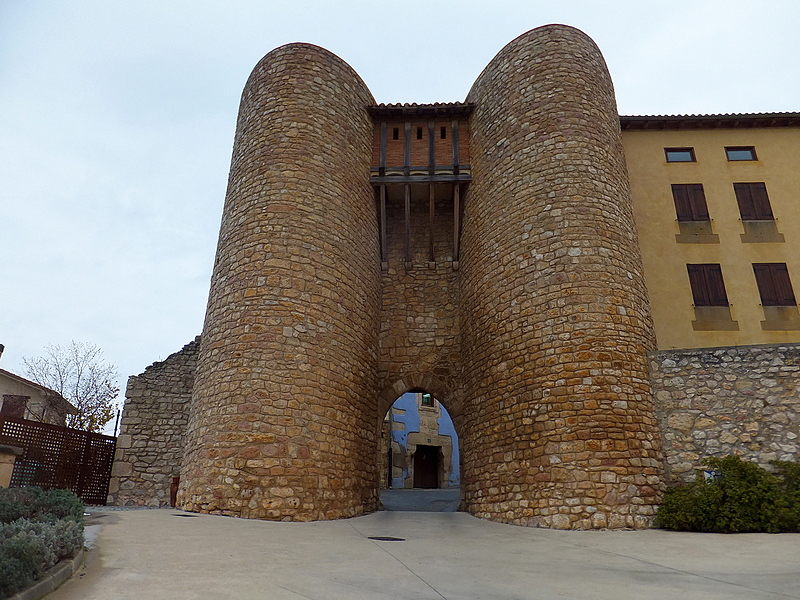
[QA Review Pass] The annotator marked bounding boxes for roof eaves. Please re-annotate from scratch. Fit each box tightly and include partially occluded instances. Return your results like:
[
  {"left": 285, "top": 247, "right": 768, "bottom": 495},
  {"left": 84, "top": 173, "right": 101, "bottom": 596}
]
[{"left": 620, "top": 112, "right": 800, "bottom": 130}]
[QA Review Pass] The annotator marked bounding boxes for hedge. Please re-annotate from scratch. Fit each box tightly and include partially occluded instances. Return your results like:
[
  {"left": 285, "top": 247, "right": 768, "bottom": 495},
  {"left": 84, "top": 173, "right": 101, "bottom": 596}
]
[
  {"left": 656, "top": 455, "right": 800, "bottom": 533},
  {"left": 0, "top": 487, "right": 85, "bottom": 599}
]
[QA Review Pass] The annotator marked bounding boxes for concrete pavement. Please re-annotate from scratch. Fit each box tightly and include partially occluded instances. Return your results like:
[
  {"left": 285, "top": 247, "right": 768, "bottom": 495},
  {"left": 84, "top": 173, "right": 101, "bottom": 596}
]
[
  {"left": 380, "top": 488, "right": 460, "bottom": 512},
  {"left": 48, "top": 505, "right": 800, "bottom": 600}
]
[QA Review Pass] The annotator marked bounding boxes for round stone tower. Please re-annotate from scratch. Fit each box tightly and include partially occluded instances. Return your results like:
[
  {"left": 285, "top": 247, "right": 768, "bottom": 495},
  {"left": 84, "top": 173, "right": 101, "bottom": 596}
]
[
  {"left": 459, "top": 25, "right": 664, "bottom": 528},
  {"left": 178, "top": 44, "right": 381, "bottom": 520}
]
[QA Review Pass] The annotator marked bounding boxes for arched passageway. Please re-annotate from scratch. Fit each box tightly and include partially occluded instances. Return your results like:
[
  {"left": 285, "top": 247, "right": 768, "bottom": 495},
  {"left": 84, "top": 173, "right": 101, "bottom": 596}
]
[{"left": 379, "top": 390, "right": 460, "bottom": 491}]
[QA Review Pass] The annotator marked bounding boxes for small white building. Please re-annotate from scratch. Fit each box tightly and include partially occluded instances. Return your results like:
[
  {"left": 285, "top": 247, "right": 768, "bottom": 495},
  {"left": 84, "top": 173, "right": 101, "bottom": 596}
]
[{"left": 0, "top": 368, "right": 77, "bottom": 426}]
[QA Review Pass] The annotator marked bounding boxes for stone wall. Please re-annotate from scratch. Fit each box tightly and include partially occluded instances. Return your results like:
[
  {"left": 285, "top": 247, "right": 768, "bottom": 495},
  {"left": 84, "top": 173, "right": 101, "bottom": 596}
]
[
  {"left": 108, "top": 338, "right": 199, "bottom": 506},
  {"left": 376, "top": 187, "right": 461, "bottom": 418},
  {"left": 178, "top": 43, "right": 382, "bottom": 521},
  {"left": 460, "top": 24, "right": 663, "bottom": 529},
  {"left": 175, "top": 25, "right": 667, "bottom": 529},
  {"left": 652, "top": 343, "right": 800, "bottom": 483}
]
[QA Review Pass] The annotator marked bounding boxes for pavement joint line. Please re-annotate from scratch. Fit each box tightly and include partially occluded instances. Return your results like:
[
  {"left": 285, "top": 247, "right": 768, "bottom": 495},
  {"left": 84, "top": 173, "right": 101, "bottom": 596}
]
[
  {"left": 275, "top": 583, "right": 318, "bottom": 599},
  {"left": 348, "top": 522, "right": 449, "bottom": 600}
]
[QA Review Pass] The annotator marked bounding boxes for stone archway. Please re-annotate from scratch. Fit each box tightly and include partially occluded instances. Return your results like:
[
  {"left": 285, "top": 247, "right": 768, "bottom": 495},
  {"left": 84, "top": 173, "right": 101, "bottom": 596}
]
[
  {"left": 177, "top": 25, "right": 664, "bottom": 529},
  {"left": 378, "top": 388, "right": 460, "bottom": 492}
]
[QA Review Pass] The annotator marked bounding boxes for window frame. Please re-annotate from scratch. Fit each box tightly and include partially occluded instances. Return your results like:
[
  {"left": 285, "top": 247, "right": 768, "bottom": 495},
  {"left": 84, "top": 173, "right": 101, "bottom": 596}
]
[
  {"left": 665, "top": 147, "right": 696, "bottom": 163},
  {"left": 725, "top": 146, "right": 757, "bottom": 161},
  {"left": 687, "top": 264, "right": 730, "bottom": 307},
  {"left": 753, "top": 263, "right": 797, "bottom": 306},
  {"left": 1, "top": 395, "right": 29, "bottom": 419}
]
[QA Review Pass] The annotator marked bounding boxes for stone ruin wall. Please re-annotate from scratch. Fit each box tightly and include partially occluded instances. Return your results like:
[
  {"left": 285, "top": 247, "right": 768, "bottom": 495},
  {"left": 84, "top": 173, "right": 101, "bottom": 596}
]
[
  {"left": 112, "top": 340, "right": 800, "bottom": 510},
  {"left": 651, "top": 343, "right": 800, "bottom": 483},
  {"left": 108, "top": 338, "right": 199, "bottom": 506}
]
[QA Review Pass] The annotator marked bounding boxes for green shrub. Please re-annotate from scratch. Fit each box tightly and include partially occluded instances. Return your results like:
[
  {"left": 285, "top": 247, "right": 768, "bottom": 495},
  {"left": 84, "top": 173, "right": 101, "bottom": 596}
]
[
  {"left": 656, "top": 455, "right": 800, "bottom": 533},
  {"left": 35, "top": 489, "right": 85, "bottom": 523},
  {"left": 0, "top": 487, "right": 39, "bottom": 523},
  {"left": 0, "top": 488, "right": 84, "bottom": 599},
  {"left": 771, "top": 460, "right": 800, "bottom": 532},
  {"left": 0, "top": 487, "right": 84, "bottom": 524},
  {"left": 0, "top": 519, "right": 83, "bottom": 598}
]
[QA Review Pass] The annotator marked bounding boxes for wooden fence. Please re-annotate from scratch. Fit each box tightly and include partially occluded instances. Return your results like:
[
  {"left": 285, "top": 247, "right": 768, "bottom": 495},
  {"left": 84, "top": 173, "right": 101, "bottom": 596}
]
[{"left": 0, "top": 415, "right": 116, "bottom": 505}]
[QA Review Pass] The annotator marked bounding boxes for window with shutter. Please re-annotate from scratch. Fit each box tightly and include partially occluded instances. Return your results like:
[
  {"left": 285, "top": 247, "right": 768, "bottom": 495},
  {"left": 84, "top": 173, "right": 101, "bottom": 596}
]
[
  {"left": 687, "top": 264, "right": 729, "bottom": 306},
  {"left": 672, "top": 184, "right": 709, "bottom": 222},
  {"left": 1, "top": 395, "right": 29, "bottom": 418},
  {"left": 753, "top": 263, "right": 796, "bottom": 306},
  {"left": 734, "top": 182, "right": 774, "bottom": 220}
]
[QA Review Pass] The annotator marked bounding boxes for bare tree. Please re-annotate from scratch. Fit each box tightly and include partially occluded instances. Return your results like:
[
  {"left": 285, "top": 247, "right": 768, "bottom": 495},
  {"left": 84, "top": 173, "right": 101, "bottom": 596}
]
[{"left": 23, "top": 341, "right": 120, "bottom": 433}]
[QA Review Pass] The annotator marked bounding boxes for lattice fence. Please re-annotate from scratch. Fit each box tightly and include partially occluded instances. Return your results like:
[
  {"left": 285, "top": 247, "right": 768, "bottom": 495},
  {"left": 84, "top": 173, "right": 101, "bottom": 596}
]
[{"left": 0, "top": 415, "right": 116, "bottom": 505}]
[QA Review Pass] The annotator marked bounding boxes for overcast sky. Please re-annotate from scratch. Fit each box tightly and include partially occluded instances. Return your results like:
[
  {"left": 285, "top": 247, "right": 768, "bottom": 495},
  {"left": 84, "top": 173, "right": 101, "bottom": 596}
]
[{"left": 1, "top": 1, "right": 798, "bottom": 425}]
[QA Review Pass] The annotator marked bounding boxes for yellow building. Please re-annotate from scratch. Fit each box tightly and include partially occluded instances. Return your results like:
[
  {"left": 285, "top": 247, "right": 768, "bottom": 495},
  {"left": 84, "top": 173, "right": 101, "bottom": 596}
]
[{"left": 622, "top": 114, "right": 800, "bottom": 350}]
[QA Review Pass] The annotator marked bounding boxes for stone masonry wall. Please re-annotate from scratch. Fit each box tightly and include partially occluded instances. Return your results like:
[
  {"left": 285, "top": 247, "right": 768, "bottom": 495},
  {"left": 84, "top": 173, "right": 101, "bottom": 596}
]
[
  {"left": 460, "top": 24, "right": 664, "bottom": 529},
  {"left": 108, "top": 338, "right": 199, "bottom": 506},
  {"left": 651, "top": 343, "right": 800, "bottom": 483},
  {"left": 178, "top": 44, "right": 382, "bottom": 521},
  {"left": 170, "top": 25, "right": 670, "bottom": 529},
  {"left": 376, "top": 189, "right": 461, "bottom": 419}
]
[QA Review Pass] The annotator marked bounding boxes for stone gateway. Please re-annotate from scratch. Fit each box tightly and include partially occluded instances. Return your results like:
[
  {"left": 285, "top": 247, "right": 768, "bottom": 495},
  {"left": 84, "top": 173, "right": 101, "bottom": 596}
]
[
  {"left": 110, "top": 24, "right": 800, "bottom": 528},
  {"left": 176, "top": 24, "right": 663, "bottom": 529}
]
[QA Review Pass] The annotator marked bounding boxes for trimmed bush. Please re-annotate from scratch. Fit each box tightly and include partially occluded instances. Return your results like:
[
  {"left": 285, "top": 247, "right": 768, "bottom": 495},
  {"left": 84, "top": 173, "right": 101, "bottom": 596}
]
[
  {"left": 656, "top": 455, "right": 800, "bottom": 533},
  {"left": 0, "top": 488, "right": 84, "bottom": 599},
  {"left": 0, "top": 487, "right": 84, "bottom": 524}
]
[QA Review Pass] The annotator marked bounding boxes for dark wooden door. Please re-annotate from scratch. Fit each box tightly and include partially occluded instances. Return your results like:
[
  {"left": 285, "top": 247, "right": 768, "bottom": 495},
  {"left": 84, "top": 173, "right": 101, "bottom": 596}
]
[{"left": 413, "top": 445, "right": 439, "bottom": 489}]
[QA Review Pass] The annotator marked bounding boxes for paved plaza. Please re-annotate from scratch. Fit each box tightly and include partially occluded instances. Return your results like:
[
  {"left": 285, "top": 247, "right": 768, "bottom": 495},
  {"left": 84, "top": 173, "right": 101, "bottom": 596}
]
[{"left": 47, "top": 496, "right": 800, "bottom": 600}]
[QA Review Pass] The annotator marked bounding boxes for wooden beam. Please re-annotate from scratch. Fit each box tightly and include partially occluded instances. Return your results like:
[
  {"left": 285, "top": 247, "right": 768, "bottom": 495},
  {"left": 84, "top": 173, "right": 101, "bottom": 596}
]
[
  {"left": 429, "top": 183, "right": 435, "bottom": 265},
  {"left": 453, "top": 183, "right": 460, "bottom": 264},
  {"left": 404, "top": 122, "right": 411, "bottom": 177},
  {"left": 404, "top": 183, "right": 412, "bottom": 269},
  {"left": 369, "top": 173, "right": 472, "bottom": 184},
  {"left": 452, "top": 120, "right": 460, "bottom": 173},
  {"left": 428, "top": 120, "right": 435, "bottom": 175},
  {"left": 380, "top": 184, "right": 387, "bottom": 268},
  {"left": 380, "top": 121, "right": 387, "bottom": 174}
]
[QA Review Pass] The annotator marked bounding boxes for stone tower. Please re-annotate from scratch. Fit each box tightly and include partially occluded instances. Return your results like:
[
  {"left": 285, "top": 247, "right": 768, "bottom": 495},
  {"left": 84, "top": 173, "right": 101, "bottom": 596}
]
[{"left": 178, "top": 24, "right": 664, "bottom": 529}]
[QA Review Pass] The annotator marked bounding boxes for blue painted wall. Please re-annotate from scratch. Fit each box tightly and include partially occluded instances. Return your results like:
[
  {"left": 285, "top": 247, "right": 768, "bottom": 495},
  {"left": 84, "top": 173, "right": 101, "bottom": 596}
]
[
  {"left": 437, "top": 405, "right": 460, "bottom": 486},
  {"left": 389, "top": 392, "right": 459, "bottom": 488}
]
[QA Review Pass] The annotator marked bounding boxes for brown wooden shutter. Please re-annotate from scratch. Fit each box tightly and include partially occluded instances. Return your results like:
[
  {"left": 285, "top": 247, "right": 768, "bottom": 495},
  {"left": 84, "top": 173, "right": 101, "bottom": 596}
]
[
  {"left": 688, "top": 264, "right": 728, "bottom": 306},
  {"left": 735, "top": 182, "right": 773, "bottom": 220},
  {"left": 672, "top": 184, "right": 709, "bottom": 221},
  {"left": 687, "top": 264, "right": 708, "bottom": 305},
  {"left": 1, "top": 395, "right": 28, "bottom": 418},
  {"left": 688, "top": 184, "right": 709, "bottom": 220},
  {"left": 754, "top": 263, "right": 796, "bottom": 306},
  {"left": 734, "top": 183, "right": 756, "bottom": 220},
  {"left": 672, "top": 184, "right": 692, "bottom": 221},
  {"left": 750, "top": 183, "right": 773, "bottom": 219}
]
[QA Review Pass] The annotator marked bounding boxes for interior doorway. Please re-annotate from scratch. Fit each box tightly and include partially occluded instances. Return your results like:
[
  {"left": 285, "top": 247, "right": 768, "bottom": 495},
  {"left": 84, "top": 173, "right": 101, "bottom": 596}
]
[
  {"left": 413, "top": 445, "right": 440, "bottom": 488},
  {"left": 379, "top": 390, "right": 459, "bottom": 490}
]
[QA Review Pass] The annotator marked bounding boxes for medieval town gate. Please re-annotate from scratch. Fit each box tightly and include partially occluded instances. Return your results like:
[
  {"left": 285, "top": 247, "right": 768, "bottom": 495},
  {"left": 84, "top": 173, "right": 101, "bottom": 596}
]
[{"left": 176, "top": 25, "right": 664, "bottom": 529}]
